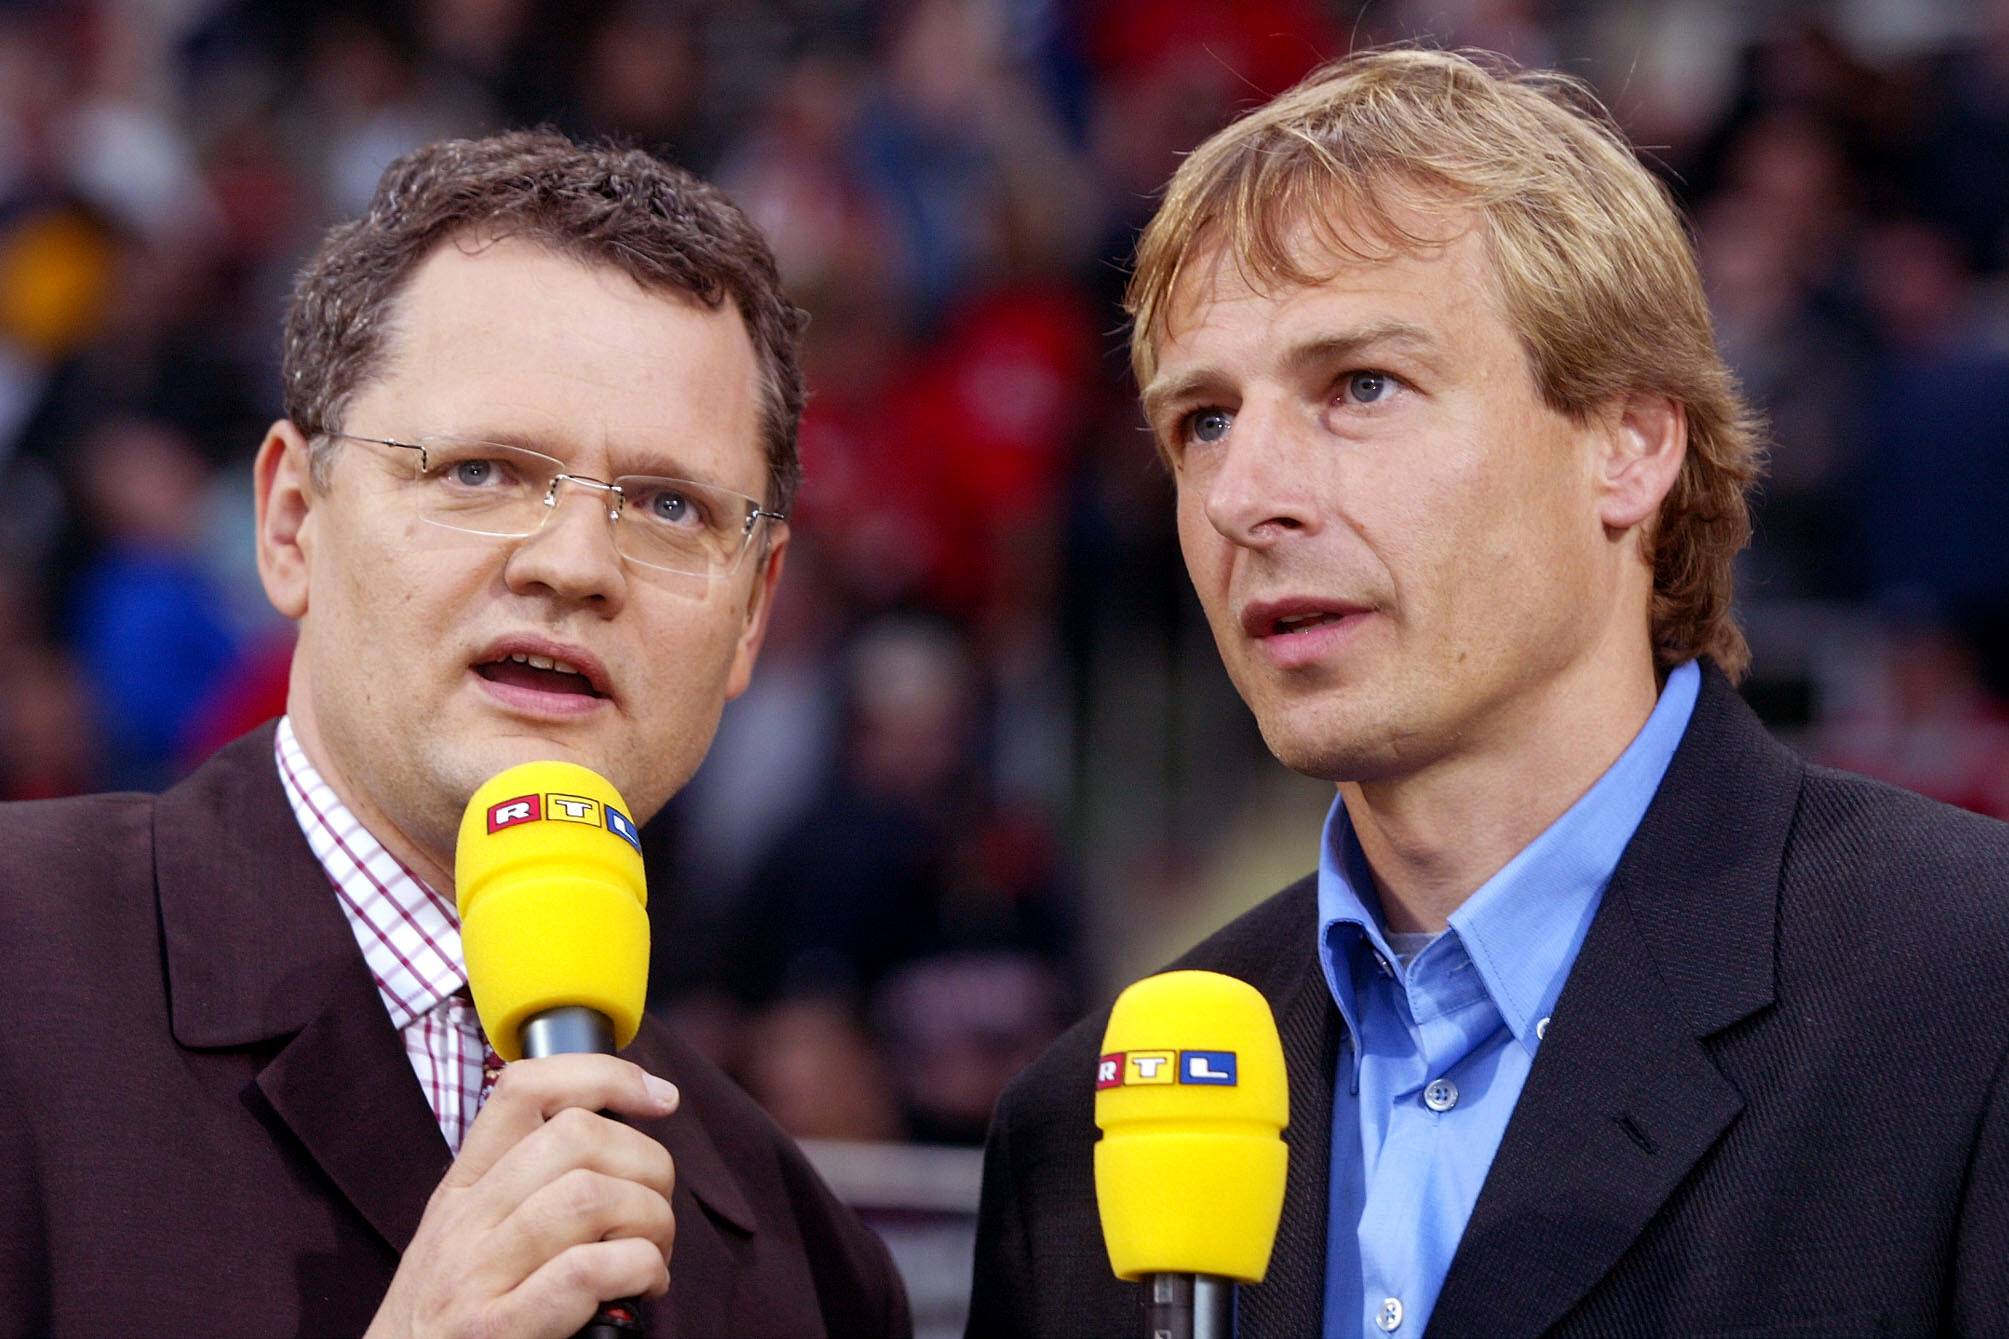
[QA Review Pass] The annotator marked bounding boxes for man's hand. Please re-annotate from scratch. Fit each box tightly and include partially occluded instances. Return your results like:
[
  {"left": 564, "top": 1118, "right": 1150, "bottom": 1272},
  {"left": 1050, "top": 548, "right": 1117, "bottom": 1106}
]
[{"left": 366, "top": 1055, "right": 681, "bottom": 1339}]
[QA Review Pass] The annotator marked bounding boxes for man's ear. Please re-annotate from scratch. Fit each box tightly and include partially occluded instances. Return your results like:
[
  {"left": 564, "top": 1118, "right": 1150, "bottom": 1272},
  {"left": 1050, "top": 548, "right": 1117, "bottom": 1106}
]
[
  {"left": 1597, "top": 392, "right": 1686, "bottom": 534},
  {"left": 255, "top": 420, "right": 318, "bottom": 620},
  {"left": 723, "top": 525, "right": 790, "bottom": 702}
]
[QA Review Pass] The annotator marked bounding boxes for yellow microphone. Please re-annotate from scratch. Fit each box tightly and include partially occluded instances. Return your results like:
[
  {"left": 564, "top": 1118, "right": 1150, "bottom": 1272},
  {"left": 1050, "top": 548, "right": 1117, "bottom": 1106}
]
[
  {"left": 1094, "top": 970, "right": 1288, "bottom": 1339},
  {"left": 455, "top": 760, "right": 649, "bottom": 1062},
  {"left": 457, "top": 761, "right": 653, "bottom": 1339}
]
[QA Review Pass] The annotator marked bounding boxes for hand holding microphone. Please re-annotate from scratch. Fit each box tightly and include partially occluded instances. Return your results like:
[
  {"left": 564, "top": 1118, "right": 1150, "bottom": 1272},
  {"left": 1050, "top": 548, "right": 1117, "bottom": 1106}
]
[
  {"left": 367, "top": 761, "right": 674, "bottom": 1339},
  {"left": 1095, "top": 971, "right": 1289, "bottom": 1339}
]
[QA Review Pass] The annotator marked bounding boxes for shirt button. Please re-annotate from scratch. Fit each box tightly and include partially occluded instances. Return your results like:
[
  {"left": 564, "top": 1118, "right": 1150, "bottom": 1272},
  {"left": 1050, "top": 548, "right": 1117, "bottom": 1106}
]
[
  {"left": 1537, "top": 1015, "right": 1551, "bottom": 1041},
  {"left": 1377, "top": 1296, "right": 1404, "bottom": 1331},
  {"left": 1423, "top": 1078, "right": 1459, "bottom": 1112},
  {"left": 1375, "top": 953, "right": 1394, "bottom": 977}
]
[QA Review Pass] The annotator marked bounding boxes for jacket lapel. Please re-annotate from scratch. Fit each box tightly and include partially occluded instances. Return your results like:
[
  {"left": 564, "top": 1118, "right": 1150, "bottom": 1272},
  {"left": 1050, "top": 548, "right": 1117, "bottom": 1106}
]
[
  {"left": 1168, "top": 876, "right": 1337, "bottom": 1339},
  {"left": 623, "top": 1025, "right": 761, "bottom": 1339},
  {"left": 158, "top": 725, "right": 450, "bottom": 1252},
  {"left": 1428, "top": 666, "right": 1802, "bottom": 1337},
  {"left": 1240, "top": 951, "right": 1340, "bottom": 1339}
]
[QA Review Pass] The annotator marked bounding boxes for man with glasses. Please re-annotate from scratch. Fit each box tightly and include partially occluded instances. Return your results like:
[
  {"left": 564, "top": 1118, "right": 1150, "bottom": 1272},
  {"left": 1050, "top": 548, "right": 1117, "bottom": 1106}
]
[{"left": 0, "top": 131, "right": 909, "bottom": 1338}]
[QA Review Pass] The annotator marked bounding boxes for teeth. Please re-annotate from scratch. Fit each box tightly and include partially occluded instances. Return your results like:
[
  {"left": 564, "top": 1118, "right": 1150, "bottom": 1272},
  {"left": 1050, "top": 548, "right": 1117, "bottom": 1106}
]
[{"left": 500, "top": 651, "right": 586, "bottom": 679}]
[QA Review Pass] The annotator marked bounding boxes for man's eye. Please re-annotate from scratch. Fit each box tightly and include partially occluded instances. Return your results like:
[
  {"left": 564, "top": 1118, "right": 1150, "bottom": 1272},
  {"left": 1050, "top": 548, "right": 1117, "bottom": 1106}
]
[
  {"left": 1342, "top": 371, "right": 1398, "bottom": 405},
  {"left": 447, "top": 458, "right": 504, "bottom": 486},
  {"left": 641, "top": 488, "right": 704, "bottom": 527},
  {"left": 1185, "top": 409, "right": 1233, "bottom": 445}
]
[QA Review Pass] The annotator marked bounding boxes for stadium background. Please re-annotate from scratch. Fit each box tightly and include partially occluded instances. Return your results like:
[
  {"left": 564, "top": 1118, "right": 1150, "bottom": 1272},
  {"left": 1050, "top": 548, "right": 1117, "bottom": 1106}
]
[{"left": 3, "top": 0, "right": 2006, "bottom": 1330}]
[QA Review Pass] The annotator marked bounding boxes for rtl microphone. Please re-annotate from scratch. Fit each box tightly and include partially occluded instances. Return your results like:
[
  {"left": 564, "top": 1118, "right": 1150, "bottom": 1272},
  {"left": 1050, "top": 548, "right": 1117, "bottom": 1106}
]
[
  {"left": 457, "top": 760, "right": 653, "bottom": 1339},
  {"left": 1094, "top": 970, "right": 1288, "bottom": 1339}
]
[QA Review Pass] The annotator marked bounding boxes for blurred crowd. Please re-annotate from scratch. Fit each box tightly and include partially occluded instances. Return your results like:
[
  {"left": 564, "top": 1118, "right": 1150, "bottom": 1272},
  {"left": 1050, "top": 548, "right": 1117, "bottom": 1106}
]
[{"left": 3, "top": 0, "right": 2007, "bottom": 1148}]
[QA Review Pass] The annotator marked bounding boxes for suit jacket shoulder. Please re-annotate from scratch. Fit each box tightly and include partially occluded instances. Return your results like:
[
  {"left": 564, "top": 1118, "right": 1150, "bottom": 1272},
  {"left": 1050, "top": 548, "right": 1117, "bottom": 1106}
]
[
  {"left": 0, "top": 729, "right": 910, "bottom": 1339},
  {"left": 624, "top": 1015, "right": 912, "bottom": 1338},
  {"left": 1434, "top": 667, "right": 2009, "bottom": 1338}
]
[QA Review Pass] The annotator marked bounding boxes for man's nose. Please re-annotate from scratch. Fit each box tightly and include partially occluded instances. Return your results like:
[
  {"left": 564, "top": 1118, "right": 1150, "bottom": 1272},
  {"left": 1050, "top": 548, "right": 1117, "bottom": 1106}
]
[
  {"left": 1200, "top": 402, "right": 1321, "bottom": 546},
  {"left": 503, "top": 479, "right": 630, "bottom": 612}
]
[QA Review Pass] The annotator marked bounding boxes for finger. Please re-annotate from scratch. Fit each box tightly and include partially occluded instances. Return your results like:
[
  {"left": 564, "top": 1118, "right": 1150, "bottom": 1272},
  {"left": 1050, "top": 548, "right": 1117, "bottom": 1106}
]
[
  {"left": 448, "top": 1055, "right": 678, "bottom": 1186},
  {"left": 495, "top": 1165, "right": 676, "bottom": 1270},
  {"left": 467, "top": 1105, "right": 676, "bottom": 1226},
  {"left": 487, "top": 1237, "right": 673, "bottom": 1339}
]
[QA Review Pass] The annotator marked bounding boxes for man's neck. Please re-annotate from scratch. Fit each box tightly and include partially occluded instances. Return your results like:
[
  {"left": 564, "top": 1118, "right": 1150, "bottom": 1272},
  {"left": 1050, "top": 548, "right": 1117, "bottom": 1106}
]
[
  {"left": 1340, "top": 653, "right": 1663, "bottom": 934},
  {"left": 285, "top": 699, "right": 457, "bottom": 898}
]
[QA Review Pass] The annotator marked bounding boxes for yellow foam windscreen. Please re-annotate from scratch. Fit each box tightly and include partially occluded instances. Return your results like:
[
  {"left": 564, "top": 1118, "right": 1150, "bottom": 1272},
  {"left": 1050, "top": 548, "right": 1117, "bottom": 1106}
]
[
  {"left": 1093, "top": 970, "right": 1288, "bottom": 1282},
  {"left": 455, "top": 761, "right": 649, "bottom": 1061}
]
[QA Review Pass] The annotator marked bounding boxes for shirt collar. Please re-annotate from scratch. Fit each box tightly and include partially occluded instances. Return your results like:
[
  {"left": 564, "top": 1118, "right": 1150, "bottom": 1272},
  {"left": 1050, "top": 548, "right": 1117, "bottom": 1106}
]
[
  {"left": 1316, "top": 660, "right": 1701, "bottom": 1057},
  {"left": 273, "top": 715, "right": 467, "bottom": 1030}
]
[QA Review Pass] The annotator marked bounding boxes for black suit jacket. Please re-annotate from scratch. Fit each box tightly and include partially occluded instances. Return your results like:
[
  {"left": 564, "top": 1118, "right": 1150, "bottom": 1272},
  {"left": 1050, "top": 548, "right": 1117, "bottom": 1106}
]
[
  {"left": 969, "top": 667, "right": 2009, "bottom": 1337},
  {"left": 0, "top": 725, "right": 911, "bottom": 1338}
]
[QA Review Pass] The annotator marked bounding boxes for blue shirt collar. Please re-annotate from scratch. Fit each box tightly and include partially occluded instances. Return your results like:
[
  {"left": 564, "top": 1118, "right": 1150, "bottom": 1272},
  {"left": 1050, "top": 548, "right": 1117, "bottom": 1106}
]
[{"left": 1315, "top": 660, "right": 1701, "bottom": 1063}]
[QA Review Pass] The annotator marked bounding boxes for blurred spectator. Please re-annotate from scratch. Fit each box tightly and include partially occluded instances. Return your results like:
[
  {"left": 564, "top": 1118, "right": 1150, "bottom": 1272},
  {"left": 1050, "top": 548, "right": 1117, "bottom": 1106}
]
[
  {"left": 0, "top": 559, "right": 91, "bottom": 800},
  {"left": 1699, "top": 182, "right": 1868, "bottom": 599},
  {"left": 852, "top": 0, "right": 1086, "bottom": 328},
  {"left": 738, "top": 996, "right": 908, "bottom": 1143},
  {"left": 290, "top": 8, "right": 497, "bottom": 219},
  {"left": 725, "top": 614, "right": 1079, "bottom": 1140},
  {"left": 733, "top": 615, "right": 995, "bottom": 1004},
  {"left": 68, "top": 416, "right": 241, "bottom": 791},
  {"left": 1851, "top": 217, "right": 2009, "bottom": 678},
  {"left": 1908, "top": 0, "right": 2009, "bottom": 271},
  {"left": 1815, "top": 613, "right": 2009, "bottom": 821},
  {"left": 875, "top": 951, "right": 1073, "bottom": 1145}
]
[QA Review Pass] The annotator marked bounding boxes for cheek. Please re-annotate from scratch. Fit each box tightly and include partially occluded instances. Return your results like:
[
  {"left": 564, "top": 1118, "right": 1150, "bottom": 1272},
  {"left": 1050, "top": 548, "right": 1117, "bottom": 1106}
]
[
  {"left": 1174, "top": 492, "right": 1228, "bottom": 585},
  {"left": 637, "top": 599, "right": 744, "bottom": 689}
]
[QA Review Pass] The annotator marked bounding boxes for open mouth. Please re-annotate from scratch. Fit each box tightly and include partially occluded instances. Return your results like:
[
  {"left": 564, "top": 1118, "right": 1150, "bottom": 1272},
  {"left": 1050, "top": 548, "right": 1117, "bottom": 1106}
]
[
  {"left": 474, "top": 652, "right": 606, "bottom": 699},
  {"left": 1271, "top": 611, "right": 1347, "bottom": 636}
]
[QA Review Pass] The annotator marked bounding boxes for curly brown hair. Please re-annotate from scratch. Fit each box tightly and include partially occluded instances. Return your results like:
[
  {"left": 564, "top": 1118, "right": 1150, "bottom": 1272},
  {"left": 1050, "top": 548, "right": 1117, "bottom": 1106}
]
[
  {"left": 1128, "top": 47, "right": 1765, "bottom": 679},
  {"left": 282, "top": 128, "right": 807, "bottom": 512}
]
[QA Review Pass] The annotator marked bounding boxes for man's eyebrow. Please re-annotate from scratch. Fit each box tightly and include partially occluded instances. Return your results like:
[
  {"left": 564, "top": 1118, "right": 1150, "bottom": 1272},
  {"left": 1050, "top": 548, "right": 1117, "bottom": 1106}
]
[
  {"left": 1141, "top": 318, "right": 1445, "bottom": 423},
  {"left": 455, "top": 428, "right": 714, "bottom": 484},
  {"left": 1139, "top": 370, "right": 1227, "bottom": 428}
]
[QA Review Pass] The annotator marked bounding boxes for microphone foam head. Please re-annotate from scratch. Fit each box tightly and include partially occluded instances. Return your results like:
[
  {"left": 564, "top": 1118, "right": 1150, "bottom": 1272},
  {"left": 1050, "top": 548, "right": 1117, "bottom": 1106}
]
[
  {"left": 455, "top": 760, "right": 649, "bottom": 1060},
  {"left": 1093, "top": 969, "right": 1288, "bottom": 1283}
]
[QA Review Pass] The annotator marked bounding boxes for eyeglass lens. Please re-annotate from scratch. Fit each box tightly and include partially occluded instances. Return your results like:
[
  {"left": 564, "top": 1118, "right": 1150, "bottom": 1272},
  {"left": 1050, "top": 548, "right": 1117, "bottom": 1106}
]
[{"left": 401, "top": 438, "right": 760, "bottom": 576}]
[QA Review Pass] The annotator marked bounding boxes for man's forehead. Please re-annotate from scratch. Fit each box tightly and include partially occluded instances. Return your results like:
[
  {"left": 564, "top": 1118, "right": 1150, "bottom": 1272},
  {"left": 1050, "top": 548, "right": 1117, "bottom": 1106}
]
[
  {"left": 353, "top": 234, "right": 767, "bottom": 490},
  {"left": 1147, "top": 203, "right": 1493, "bottom": 380},
  {"left": 1161, "top": 195, "right": 1485, "bottom": 333}
]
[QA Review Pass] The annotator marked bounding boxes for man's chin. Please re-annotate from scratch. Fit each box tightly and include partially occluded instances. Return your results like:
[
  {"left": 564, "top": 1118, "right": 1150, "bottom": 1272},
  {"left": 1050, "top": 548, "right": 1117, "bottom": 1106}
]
[
  {"left": 432, "top": 735, "right": 608, "bottom": 810},
  {"left": 1253, "top": 704, "right": 1404, "bottom": 784}
]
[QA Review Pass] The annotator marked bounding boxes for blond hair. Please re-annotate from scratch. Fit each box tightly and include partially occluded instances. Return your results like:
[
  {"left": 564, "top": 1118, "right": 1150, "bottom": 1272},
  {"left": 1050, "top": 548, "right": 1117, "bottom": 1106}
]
[{"left": 1128, "top": 46, "right": 1763, "bottom": 679}]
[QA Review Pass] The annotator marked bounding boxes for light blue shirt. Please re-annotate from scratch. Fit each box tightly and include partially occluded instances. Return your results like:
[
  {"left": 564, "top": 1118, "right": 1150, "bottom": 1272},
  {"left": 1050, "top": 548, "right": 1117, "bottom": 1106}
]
[{"left": 1318, "top": 661, "right": 1700, "bottom": 1338}]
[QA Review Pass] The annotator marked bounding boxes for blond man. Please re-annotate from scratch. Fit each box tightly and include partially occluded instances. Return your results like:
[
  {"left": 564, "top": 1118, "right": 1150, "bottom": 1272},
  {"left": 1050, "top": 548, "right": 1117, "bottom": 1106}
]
[{"left": 969, "top": 48, "right": 2009, "bottom": 1339}]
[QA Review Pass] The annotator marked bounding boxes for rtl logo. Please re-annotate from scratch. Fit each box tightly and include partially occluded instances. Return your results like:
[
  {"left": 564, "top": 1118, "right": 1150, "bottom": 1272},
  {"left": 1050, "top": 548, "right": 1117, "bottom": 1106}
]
[{"left": 1095, "top": 1049, "right": 1238, "bottom": 1089}]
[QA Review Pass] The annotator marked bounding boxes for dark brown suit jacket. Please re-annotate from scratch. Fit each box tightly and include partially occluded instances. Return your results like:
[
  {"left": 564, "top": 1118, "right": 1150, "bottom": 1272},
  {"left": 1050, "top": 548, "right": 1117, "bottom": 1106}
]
[
  {"left": 0, "top": 725, "right": 910, "bottom": 1338},
  {"left": 968, "top": 665, "right": 2009, "bottom": 1338}
]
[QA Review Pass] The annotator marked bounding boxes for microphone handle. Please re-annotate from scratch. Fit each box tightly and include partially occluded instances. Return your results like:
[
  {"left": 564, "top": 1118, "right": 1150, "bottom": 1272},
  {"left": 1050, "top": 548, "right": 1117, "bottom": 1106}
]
[
  {"left": 1141, "top": 1273, "right": 1234, "bottom": 1339},
  {"left": 521, "top": 1005, "right": 618, "bottom": 1059},
  {"left": 521, "top": 1006, "right": 646, "bottom": 1338}
]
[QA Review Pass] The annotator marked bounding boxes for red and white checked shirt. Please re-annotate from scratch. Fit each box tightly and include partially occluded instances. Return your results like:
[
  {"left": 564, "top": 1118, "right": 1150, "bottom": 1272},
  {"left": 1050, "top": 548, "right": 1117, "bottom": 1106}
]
[{"left": 275, "top": 717, "right": 498, "bottom": 1153}]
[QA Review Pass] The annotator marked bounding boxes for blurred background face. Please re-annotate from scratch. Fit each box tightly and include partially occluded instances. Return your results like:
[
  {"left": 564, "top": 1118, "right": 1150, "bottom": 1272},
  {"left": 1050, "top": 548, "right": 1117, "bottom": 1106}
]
[
  {"left": 1153, "top": 214, "right": 1618, "bottom": 783},
  {"left": 285, "top": 235, "right": 779, "bottom": 864}
]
